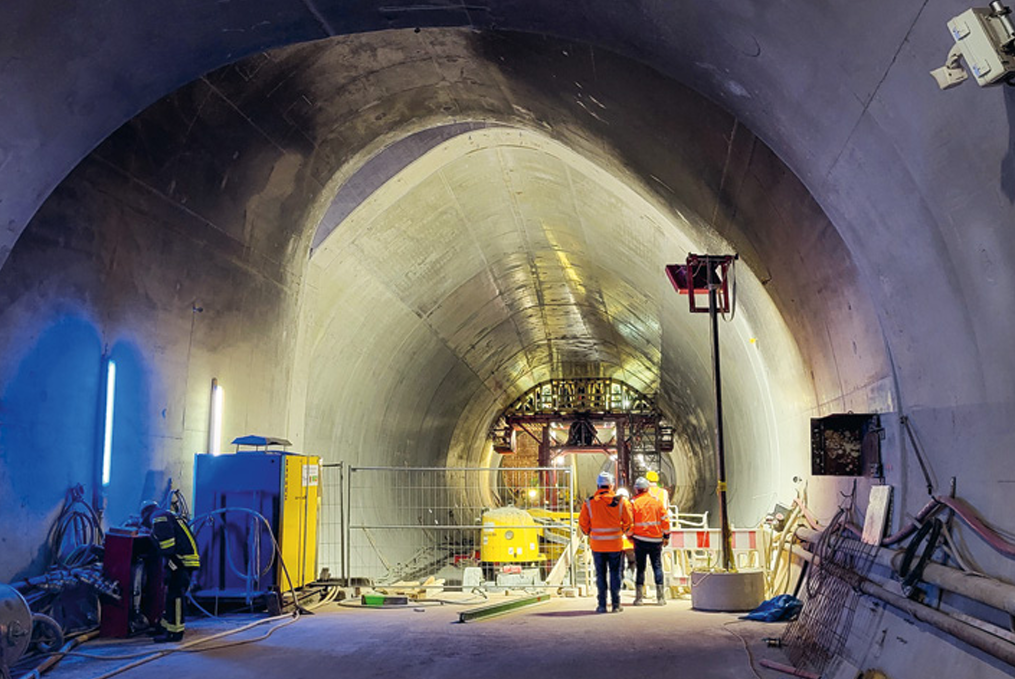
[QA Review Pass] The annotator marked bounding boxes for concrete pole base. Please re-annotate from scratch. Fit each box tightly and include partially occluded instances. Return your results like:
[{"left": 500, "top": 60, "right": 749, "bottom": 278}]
[{"left": 690, "top": 569, "right": 765, "bottom": 612}]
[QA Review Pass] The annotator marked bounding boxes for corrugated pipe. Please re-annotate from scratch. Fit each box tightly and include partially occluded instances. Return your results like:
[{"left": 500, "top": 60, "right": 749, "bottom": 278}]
[
  {"left": 798, "top": 527, "right": 1015, "bottom": 618},
  {"left": 791, "top": 545, "right": 1015, "bottom": 668},
  {"left": 841, "top": 496, "right": 1015, "bottom": 555}
]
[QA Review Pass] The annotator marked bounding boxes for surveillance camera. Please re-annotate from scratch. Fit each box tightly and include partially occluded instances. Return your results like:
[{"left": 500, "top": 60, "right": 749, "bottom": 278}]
[{"left": 932, "top": 2, "right": 1015, "bottom": 89}]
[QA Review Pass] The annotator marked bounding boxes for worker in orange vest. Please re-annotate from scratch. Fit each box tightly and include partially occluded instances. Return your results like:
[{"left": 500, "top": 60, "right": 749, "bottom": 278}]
[
  {"left": 646, "top": 469, "right": 670, "bottom": 508},
  {"left": 579, "top": 471, "right": 634, "bottom": 613},
  {"left": 631, "top": 476, "right": 671, "bottom": 606}
]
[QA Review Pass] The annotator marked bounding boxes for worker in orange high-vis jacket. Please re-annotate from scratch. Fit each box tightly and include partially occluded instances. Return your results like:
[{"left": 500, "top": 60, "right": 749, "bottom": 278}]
[
  {"left": 645, "top": 470, "right": 670, "bottom": 509},
  {"left": 631, "top": 476, "right": 671, "bottom": 606},
  {"left": 579, "top": 472, "right": 634, "bottom": 613}
]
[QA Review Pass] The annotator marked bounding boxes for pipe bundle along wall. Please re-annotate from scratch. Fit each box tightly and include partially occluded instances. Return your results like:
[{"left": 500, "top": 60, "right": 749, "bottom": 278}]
[{"left": 792, "top": 529, "right": 1015, "bottom": 669}]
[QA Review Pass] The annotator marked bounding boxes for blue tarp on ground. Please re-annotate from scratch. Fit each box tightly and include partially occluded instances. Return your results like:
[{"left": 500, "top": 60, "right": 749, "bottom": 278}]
[{"left": 740, "top": 594, "right": 803, "bottom": 622}]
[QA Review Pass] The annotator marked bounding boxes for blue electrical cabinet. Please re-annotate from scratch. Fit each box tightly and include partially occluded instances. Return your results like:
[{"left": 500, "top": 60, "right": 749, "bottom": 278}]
[{"left": 191, "top": 449, "right": 321, "bottom": 604}]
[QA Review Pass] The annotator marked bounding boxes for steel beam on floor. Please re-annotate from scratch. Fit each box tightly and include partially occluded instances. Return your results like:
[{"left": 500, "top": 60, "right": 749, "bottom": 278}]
[{"left": 457, "top": 594, "right": 550, "bottom": 623}]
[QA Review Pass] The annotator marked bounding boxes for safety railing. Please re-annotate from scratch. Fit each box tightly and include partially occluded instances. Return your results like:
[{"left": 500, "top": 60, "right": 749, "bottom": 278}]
[
  {"left": 318, "top": 462, "right": 344, "bottom": 581},
  {"left": 664, "top": 528, "right": 761, "bottom": 591}
]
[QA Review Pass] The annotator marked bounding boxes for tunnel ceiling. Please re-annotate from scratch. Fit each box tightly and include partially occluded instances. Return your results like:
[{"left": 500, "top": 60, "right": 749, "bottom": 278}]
[
  {"left": 3, "top": 26, "right": 891, "bottom": 425},
  {"left": 3, "top": 28, "right": 886, "bottom": 524},
  {"left": 309, "top": 128, "right": 685, "bottom": 400}
]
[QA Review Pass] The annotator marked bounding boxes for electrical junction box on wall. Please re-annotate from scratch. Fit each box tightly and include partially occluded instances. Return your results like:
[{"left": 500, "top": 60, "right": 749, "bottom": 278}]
[
  {"left": 810, "top": 414, "right": 880, "bottom": 477},
  {"left": 948, "top": 6, "right": 1015, "bottom": 85}
]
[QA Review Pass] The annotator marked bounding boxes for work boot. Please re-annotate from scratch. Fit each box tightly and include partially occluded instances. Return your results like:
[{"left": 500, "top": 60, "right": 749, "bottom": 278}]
[
  {"left": 656, "top": 586, "right": 667, "bottom": 606},
  {"left": 611, "top": 603, "right": 623, "bottom": 613},
  {"left": 595, "top": 604, "right": 607, "bottom": 614},
  {"left": 632, "top": 587, "right": 645, "bottom": 606}
]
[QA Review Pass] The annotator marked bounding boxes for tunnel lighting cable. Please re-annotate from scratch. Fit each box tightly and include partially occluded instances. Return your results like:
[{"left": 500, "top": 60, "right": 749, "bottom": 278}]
[
  {"left": 49, "top": 485, "right": 104, "bottom": 566},
  {"left": 42, "top": 587, "right": 342, "bottom": 679},
  {"left": 938, "top": 518, "right": 983, "bottom": 575},
  {"left": 101, "top": 360, "right": 116, "bottom": 486},
  {"left": 900, "top": 415, "right": 936, "bottom": 496},
  {"left": 720, "top": 257, "right": 737, "bottom": 323},
  {"left": 721, "top": 621, "right": 764, "bottom": 679}
]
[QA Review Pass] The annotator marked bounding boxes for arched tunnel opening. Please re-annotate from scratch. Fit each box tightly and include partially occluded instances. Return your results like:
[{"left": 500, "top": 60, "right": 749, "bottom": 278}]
[{"left": 4, "top": 13, "right": 1015, "bottom": 679}]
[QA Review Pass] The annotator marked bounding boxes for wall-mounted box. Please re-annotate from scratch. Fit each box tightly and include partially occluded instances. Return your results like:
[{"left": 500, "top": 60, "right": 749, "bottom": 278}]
[{"left": 810, "top": 414, "right": 881, "bottom": 477}]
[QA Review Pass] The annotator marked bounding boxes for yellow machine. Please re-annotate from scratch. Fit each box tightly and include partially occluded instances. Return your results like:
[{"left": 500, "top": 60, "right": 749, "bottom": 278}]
[
  {"left": 526, "top": 508, "right": 573, "bottom": 564},
  {"left": 480, "top": 507, "right": 543, "bottom": 563}
]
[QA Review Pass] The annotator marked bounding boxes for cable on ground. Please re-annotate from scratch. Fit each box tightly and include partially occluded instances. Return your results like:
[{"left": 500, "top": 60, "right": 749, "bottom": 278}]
[{"left": 722, "top": 621, "right": 764, "bottom": 679}]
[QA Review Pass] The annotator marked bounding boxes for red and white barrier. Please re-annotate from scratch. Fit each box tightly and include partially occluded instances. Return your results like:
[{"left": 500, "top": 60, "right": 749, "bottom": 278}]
[
  {"left": 668, "top": 529, "right": 757, "bottom": 550},
  {"left": 665, "top": 529, "right": 762, "bottom": 590}
]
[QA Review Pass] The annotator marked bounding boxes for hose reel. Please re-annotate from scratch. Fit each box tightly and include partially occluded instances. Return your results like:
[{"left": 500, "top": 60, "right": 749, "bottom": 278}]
[{"left": 0, "top": 585, "right": 64, "bottom": 679}]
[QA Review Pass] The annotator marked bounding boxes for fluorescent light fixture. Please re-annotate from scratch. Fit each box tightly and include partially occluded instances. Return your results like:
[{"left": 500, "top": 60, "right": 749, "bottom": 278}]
[
  {"left": 101, "top": 360, "right": 116, "bottom": 486},
  {"left": 209, "top": 378, "right": 224, "bottom": 455}
]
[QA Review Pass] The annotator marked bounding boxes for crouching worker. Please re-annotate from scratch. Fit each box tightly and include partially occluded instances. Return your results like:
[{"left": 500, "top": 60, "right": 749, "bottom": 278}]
[{"left": 141, "top": 502, "right": 201, "bottom": 642}]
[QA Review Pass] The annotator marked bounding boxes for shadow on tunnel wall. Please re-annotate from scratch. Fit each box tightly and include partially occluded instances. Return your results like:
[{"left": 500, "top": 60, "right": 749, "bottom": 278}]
[{"left": 0, "top": 316, "right": 102, "bottom": 579}]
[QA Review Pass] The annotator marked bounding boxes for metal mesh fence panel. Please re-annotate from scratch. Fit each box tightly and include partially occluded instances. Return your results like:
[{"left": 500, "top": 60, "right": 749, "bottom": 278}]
[
  {"left": 782, "top": 519, "right": 878, "bottom": 674},
  {"left": 318, "top": 462, "right": 343, "bottom": 580},
  {"left": 339, "top": 466, "right": 575, "bottom": 589}
]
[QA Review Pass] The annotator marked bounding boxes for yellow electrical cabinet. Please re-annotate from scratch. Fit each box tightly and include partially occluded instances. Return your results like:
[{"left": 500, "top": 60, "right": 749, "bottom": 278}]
[{"left": 279, "top": 454, "right": 320, "bottom": 589}]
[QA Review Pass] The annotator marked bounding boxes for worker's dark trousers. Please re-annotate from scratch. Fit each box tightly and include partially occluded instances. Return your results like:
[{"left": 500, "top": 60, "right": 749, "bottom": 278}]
[
  {"left": 162, "top": 567, "right": 193, "bottom": 635},
  {"left": 633, "top": 539, "right": 665, "bottom": 587},
  {"left": 592, "top": 551, "right": 623, "bottom": 608}
]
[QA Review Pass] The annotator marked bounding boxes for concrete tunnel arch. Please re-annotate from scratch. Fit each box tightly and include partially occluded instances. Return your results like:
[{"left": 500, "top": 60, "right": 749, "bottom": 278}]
[
  {"left": 0, "top": 29, "right": 896, "bottom": 583},
  {"left": 298, "top": 121, "right": 816, "bottom": 527}
]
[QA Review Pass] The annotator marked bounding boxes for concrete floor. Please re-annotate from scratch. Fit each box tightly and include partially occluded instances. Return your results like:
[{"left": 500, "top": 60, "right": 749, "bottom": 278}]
[{"left": 41, "top": 597, "right": 795, "bottom": 679}]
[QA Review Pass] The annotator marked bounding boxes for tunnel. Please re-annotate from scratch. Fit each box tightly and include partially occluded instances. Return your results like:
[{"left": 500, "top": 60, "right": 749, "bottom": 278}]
[{"left": 2, "top": 4, "right": 1015, "bottom": 679}]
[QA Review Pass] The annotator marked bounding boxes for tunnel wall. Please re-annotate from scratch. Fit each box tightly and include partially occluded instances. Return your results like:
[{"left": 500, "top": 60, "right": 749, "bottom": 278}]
[
  {"left": 0, "top": 91, "right": 314, "bottom": 581},
  {"left": 0, "top": 30, "right": 885, "bottom": 583}
]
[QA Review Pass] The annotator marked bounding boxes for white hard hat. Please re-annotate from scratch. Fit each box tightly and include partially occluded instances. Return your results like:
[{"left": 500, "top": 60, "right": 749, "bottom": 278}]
[
  {"left": 139, "top": 500, "right": 159, "bottom": 526},
  {"left": 634, "top": 476, "right": 650, "bottom": 491},
  {"left": 616, "top": 487, "right": 630, "bottom": 498},
  {"left": 596, "top": 471, "right": 614, "bottom": 487}
]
